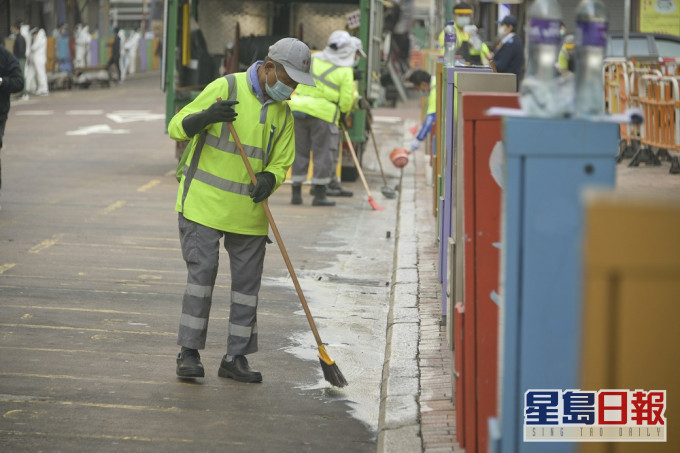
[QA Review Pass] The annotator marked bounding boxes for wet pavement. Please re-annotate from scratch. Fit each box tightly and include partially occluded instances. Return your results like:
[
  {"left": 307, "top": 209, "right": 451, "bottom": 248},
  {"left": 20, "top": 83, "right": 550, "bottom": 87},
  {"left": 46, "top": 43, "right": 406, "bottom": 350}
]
[
  {"left": 0, "top": 73, "right": 404, "bottom": 452},
  {"left": 2, "top": 72, "right": 679, "bottom": 453}
]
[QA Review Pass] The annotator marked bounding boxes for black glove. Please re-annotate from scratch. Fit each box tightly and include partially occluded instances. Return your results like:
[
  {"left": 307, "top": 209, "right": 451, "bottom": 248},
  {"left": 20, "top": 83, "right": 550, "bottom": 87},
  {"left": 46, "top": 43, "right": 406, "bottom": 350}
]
[
  {"left": 249, "top": 171, "right": 276, "bottom": 203},
  {"left": 339, "top": 113, "right": 350, "bottom": 129},
  {"left": 182, "top": 100, "right": 238, "bottom": 137}
]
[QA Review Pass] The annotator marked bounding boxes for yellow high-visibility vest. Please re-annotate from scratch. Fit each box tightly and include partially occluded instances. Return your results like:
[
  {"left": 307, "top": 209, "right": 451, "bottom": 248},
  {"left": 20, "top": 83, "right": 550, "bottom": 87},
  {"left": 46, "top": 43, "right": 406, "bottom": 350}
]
[
  {"left": 288, "top": 56, "right": 355, "bottom": 125},
  {"left": 168, "top": 71, "right": 295, "bottom": 235}
]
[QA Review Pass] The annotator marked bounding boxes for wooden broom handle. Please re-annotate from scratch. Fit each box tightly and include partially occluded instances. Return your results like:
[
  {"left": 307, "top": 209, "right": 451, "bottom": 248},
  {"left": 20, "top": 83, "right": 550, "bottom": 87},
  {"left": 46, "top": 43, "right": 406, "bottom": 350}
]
[{"left": 226, "top": 122, "right": 323, "bottom": 346}]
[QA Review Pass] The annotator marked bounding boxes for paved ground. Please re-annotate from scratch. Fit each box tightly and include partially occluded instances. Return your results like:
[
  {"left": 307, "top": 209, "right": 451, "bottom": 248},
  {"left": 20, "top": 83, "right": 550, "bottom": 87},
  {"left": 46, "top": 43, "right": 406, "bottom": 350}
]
[
  {"left": 1, "top": 72, "right": 678, "bottom": 453},
  {"left": 0, "top": 73, "right": 401, "bottom": 452}
]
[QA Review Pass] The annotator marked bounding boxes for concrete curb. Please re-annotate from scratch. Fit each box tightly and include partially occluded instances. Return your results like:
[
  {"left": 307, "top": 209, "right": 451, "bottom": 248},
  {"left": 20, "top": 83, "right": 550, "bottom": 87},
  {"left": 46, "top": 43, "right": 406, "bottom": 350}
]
[{"left": 377, "top": 159, "right": 422, "bottom": 453}]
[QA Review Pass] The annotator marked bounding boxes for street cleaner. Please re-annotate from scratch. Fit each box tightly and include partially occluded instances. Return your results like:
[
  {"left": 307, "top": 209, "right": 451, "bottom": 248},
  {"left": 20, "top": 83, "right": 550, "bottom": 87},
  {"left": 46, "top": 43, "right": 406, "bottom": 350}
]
[{"left": 168, "top": 38, "right": 316, "bottom": 382}]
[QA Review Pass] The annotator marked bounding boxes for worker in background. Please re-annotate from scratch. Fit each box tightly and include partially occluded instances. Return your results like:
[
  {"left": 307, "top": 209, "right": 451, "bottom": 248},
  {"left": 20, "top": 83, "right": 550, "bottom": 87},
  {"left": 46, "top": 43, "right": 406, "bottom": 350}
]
[
  {"left": 437, "top": 2, "right": 490, "bottom": 65},
  {"left": 54, "top": 23, "right": 71, "bottom": 73},
  {"left": 122, "top": 26, "right": 141, "bottom": 80},
  {"left": 0, "top": 43, "right": 25, "bottom": 207},
  {"left": 556, "top": 34, "right": 575, "bottom": 75},
  {"left": 25, "top": 27, "right": 48, "bottom": 96},
  {"left": 407, "top": 69, "right": 436, "bottom": 157},
  {"left": 489, "top": 15, "right": 524, "bottom": 90},
  {"left": 11, "top": 22, "right": 27, "bottom": 100},
  {"left": 288, "top": 30, "right": 361, "bottom": 205},
  {"left": 74, "top": 23, "right": 92, "bottom": 68},
  {"left": 107, "top": 27, "right": 122, "bottom": 82},
  {"left": 327, "top": 36, "right": 365, "bottom": 197},
  {"left": 168, "top": 38, "right": 316, "bottom": 382}
]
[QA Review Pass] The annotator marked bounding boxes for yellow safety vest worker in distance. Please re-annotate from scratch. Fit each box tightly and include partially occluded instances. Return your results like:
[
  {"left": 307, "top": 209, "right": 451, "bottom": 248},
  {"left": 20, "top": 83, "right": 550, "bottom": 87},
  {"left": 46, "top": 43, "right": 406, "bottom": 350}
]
[
  {"left": 168, "top": 70, "right": 295, "bottom": 235},
  {"left": 437, "top": 25, "right": 490, "bottom": 62},
  {"left": 288, "top": 56, "right": 355, "bottom": 125}
]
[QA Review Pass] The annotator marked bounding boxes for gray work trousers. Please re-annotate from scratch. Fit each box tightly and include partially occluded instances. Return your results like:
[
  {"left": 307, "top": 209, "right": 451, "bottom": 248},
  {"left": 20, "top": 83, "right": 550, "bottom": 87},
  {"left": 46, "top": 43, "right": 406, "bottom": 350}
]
[
  {"left": 177, "top": 213, "right": 267, "bottom": 356},
  {"left": 291, "top": 115, "right": 339, "bottom": 185}
]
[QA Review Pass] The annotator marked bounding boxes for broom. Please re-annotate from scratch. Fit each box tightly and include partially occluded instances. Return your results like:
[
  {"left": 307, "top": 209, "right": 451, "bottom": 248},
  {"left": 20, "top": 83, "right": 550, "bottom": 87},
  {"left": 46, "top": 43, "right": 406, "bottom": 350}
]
[
  {"left": 340, "top": 124, "right": 385, "bottom": 211},
  {"left": 226, "top": 121, "right": 348, "bottom": 388}
]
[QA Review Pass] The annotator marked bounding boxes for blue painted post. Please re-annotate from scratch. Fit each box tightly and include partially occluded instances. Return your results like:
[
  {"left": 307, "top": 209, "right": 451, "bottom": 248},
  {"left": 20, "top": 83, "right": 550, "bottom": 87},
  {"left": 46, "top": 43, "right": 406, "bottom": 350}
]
[{"left": 496, "top": 117, "right": 619, "bottom": 453}]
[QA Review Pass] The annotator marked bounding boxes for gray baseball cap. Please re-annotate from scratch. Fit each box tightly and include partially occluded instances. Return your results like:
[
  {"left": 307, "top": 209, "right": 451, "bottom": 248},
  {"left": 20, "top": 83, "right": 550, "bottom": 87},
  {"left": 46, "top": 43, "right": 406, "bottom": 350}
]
[{"left": 267, "top": 38, "right": 316, "bottom": 87}]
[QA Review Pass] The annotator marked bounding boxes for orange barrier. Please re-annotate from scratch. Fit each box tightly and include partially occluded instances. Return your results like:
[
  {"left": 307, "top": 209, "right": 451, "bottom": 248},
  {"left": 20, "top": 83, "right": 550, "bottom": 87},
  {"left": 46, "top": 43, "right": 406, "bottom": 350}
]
[
  {"left": 632, "top": 74, "right": 680, "bottom": 173},
  {"left": 603, "top": 57, "right": 679, "bottom": 173}
]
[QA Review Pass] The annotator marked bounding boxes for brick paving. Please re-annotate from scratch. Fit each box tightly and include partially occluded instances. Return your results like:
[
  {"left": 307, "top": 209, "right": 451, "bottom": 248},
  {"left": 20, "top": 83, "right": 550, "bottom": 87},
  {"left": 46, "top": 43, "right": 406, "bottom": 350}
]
[{"left": 414, "top": 150, "right": 462, "bottom": 452}]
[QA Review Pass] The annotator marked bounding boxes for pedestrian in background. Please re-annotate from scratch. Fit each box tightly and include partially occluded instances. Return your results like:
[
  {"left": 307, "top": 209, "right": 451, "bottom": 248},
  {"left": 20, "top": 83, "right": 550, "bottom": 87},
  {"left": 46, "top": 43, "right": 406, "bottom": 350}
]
[
  {"left": 11, "top": 22, "right": 27, "bottom": 99},
  {"left": 74, "top": 23, "right": 92, "bottom": 68},
  {"left": 25, "top": 27, "right": 48, "bottom": 96},
  {"left": 407, "top": 69, "right": 436, "bottom": 157},
  {"left": 122, "top": 26, "right": 141, "bottom": 80},
  {"left": 288, "top": 30, "right": 361, "bottom": 206},
  {"left": 0, "top": 44, "right": 25, "bottom": 206},
  {"left": 107, "top": 27, "right": 122, "bottom": 81},
  {"left": 168, "top": 38, "right": 316, "bottom": 382},
  {"left": 490, "top": 15, "right": 524, "bottom": 90},
  {"left": 54, "top": 23, "right": 71, "bottom": 73}
]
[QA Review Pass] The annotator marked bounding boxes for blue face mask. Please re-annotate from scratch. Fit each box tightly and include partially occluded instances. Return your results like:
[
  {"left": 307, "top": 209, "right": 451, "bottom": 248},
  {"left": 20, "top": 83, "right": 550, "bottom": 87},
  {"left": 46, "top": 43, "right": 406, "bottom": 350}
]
[{"left": 265, "top": 68, "right": 294, "bottom": 101}]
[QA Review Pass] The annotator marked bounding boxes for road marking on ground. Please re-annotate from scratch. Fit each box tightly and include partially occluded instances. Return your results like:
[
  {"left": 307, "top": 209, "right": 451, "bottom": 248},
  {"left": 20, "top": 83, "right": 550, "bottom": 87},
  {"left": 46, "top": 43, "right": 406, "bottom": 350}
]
[
  {"left": 0, "top": 394, "right": 181, "bottom": 413},
  {"left": 0, "top": 430, "right": 246, "bottom": 446},
  {"left": 0, "top": 323, "right": 175, "bottom": 337},
  {"left": 53, "top": 241, "right": 177, "bottom": 252},
  {"left": 0, "top": 372, "right": 168, "bottom": 385},
  {"left": 107, "top": 110, "right": 166, "bottom": 123},
  {"left": 0, "top": 347, "right": 175, "bottom": 360},
  {"left": 66, "top": 124, "right": 130, "bottom": 136},
  {"left": 28, "top": 234, "right": 63, "bottom": 254},
  {"left": 65, "top": 110, "right": 104, "bottom": 115},
  {"left": 102, "top": 200, "right": 127, "bottom": 214},
  {"left": 15, "top": 110, "right": 54, "bottom": 116},
  {"left": 0, "top": 263, "right": 16, "bottom": 274},
  {"left": 137, "top": 179, "right": 161, "bottom": 192}
]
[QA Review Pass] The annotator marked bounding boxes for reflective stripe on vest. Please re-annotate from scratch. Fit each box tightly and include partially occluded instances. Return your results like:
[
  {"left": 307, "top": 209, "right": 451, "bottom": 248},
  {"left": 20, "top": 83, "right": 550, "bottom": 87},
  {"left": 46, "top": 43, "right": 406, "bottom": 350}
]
[
  {"left": 314, "top": 63, "right": 340, "bottom": 91},
  {"left": 312, "top": 59, "right": 341, "bottom": 122},
  {"left": 182, "top": 74, "right": 267, "bottom": 207}
]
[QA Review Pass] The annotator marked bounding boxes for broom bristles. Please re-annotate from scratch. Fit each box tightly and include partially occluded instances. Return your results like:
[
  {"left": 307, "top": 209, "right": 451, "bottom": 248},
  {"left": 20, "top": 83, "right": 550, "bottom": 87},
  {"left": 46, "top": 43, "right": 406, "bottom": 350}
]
[
  {"left": 317, "top": 344, "right": 348, "bottom": 388},
  {"left": 319, "top": 359, "right": 348, "bottom": 388}
]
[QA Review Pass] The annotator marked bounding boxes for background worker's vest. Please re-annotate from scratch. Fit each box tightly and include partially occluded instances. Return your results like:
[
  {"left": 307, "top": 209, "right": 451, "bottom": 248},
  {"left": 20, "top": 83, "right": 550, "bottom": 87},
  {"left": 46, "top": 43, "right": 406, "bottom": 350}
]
[
  {"left": 288, "top": 57, "right": 354, "bottom": 125},
  {"left": 437, "top": 26, "right": 488, "bottom": 64},
  {"left": 173, "top": 72, "right": 294, "bottom": 235}
]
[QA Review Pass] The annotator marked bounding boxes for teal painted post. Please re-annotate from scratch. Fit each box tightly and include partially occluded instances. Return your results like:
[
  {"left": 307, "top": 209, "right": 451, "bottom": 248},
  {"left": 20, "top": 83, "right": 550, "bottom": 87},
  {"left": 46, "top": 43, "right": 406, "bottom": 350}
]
[{"left": 496, "top": 117, "right": 619, "bottom": 453}]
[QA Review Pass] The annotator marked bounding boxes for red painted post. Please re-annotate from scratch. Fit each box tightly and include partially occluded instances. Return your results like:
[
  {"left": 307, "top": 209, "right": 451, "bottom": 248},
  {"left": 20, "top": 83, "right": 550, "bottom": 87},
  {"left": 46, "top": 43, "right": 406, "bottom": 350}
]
[{"left": 459, "top": 92, "right": 519, "bottom": 453}]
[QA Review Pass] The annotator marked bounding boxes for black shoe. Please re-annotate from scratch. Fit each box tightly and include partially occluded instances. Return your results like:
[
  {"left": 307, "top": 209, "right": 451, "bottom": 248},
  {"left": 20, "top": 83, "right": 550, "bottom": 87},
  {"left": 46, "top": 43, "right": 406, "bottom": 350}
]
[
  {"left": 311, "top": 185, "right": 336, "bottom": 206},
  {"left": 327, "top": 180, "right": 353, "bottom": 197},
  {"left": 218, "top": 355, "right": 262, "bottom": 383},
  {"left": 291, "top": 183, "right": 302, "bottom": 205},
  {"left": 176, "top": 349, "right": 205, "bottom": 378}
]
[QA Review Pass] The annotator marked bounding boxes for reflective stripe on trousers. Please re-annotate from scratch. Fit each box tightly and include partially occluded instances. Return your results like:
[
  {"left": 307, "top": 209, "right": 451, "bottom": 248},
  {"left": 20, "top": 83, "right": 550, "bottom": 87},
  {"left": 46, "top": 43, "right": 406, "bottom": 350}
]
[{"left": 177, "top": 213, "right": 267, "bottom": 354}]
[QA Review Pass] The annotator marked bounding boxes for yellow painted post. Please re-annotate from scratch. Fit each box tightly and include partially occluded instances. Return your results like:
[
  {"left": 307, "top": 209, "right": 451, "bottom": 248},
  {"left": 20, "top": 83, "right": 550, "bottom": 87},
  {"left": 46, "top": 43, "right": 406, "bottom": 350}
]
[
  {"left": 181, "top": 3, "right": 190, "bottom": 66},
  {"left": 433, "top": 61, "right": 443, "bottom": 217},
  {"left": 580, "top": 191, "right": 680, "bottom": 453}
]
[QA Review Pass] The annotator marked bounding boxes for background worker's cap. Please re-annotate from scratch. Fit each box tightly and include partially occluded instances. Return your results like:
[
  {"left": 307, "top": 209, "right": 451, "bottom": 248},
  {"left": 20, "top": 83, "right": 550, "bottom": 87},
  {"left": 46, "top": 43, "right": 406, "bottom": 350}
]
[
  {"left": 268, "top": 38, "right": 316, "bottom": 87},
  {"left": 453, "top": 2, "right": 473, "bottom": 14},
  {"left": 499, "top": 15, "right": 518, "bottom": 28},
  {"left": 328, "top": 30, "right": 351, "bottom": 50},
  {"left": 350, "top": 37, "right": 366, "bottom": 57}
]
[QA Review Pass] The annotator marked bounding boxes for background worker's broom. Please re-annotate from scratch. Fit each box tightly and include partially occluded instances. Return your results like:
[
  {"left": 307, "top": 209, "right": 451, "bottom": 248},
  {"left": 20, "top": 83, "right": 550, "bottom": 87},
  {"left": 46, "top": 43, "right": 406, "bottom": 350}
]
[
  {"left": 226, "top": 121, "right": 348, "bottom": 388},
  {"left": 340, "top": 124, "right": 385, "bottom": 211}
]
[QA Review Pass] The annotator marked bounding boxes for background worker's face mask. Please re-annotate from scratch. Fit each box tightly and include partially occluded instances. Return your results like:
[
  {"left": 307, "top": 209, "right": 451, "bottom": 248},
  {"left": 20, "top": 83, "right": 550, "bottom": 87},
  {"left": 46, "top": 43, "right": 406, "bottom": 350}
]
[
  {"left": 265, "top": 66, "right": 294, "bottom": 101},
  {"left": 456, "top": 16, "right": 471, "bottom": 28}
]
